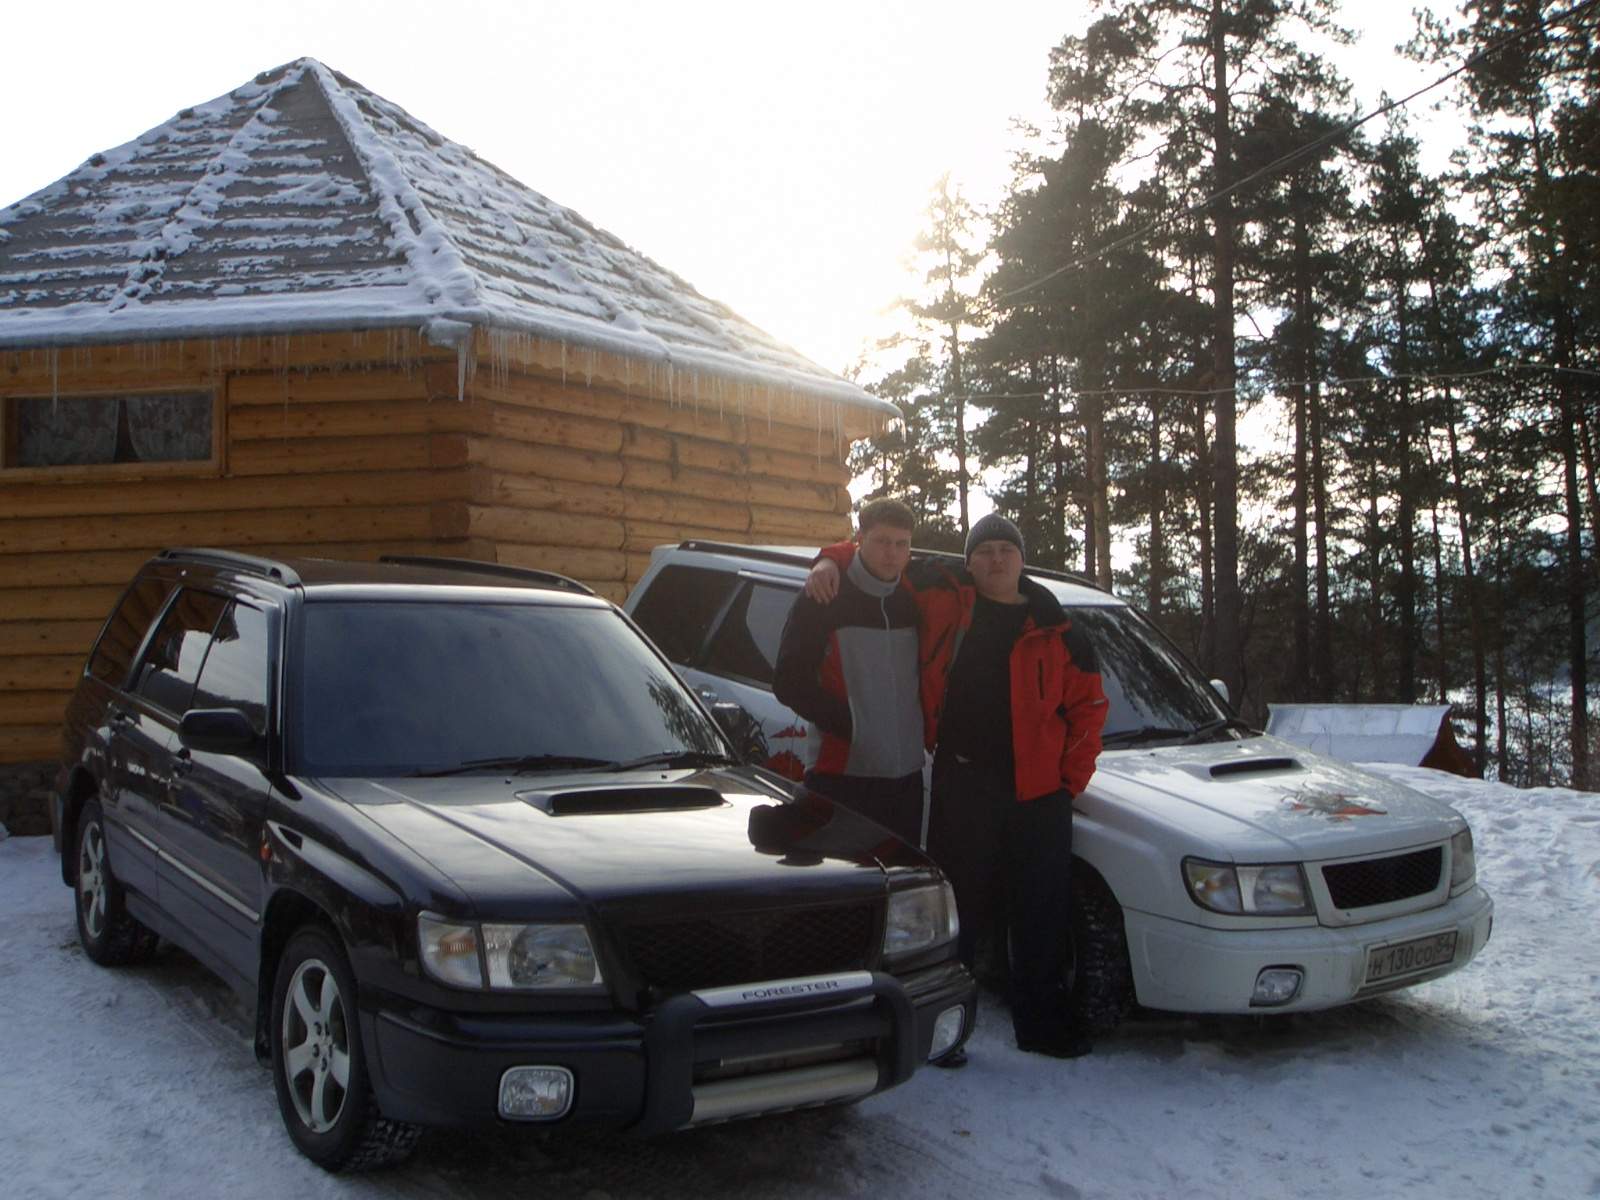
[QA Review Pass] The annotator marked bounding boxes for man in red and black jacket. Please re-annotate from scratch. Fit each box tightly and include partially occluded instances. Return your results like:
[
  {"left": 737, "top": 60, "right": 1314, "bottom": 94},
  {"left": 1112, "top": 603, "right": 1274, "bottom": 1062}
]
[
  {"left": 809, "top": 513, "right": 1108, "bottom": 1058},
  {"left": 773, "top": 498, "right": 926, "bottom": 847}
]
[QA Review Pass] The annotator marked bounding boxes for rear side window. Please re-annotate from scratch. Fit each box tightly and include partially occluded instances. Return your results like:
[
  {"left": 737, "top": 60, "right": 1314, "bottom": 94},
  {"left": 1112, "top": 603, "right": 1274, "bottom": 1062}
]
[
  {"left": 133, "top": 589, "right": 227, "bottom": 715},
  {"left": 192, "top": 601, "right": 271, "bottom": 734},
  {"left": 701, "top": 582, "right": 796, "bottom": 689},
  {"left": 629, "top": 564, "right": 739, "bottom": 664},
  {"left": 89, "top": 577, "right": 172, "bottom": 685}
]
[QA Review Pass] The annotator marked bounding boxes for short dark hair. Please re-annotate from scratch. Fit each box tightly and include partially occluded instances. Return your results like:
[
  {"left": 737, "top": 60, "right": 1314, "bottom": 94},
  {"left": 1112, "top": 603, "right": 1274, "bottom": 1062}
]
[{"left": 858, "top": 497, "right": 914, "bottom": 534}]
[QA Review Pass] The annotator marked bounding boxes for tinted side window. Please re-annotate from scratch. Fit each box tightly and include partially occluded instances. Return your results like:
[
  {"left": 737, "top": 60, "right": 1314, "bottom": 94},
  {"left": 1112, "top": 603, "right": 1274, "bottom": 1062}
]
[
  {"left": 192, "top": 602, "right": 271, "bottom": 734},
  {"left": 134, "top": 589, "right": 227, "bottom": 715},
  {"left": 629, "top": 564, "right": 739, "bottom": 664},
  {"left": 89, "top": 577, "right": 172, "bottom": 685},
  {"left": 701, "top": 582, "right": 797, "bottom": 689}
]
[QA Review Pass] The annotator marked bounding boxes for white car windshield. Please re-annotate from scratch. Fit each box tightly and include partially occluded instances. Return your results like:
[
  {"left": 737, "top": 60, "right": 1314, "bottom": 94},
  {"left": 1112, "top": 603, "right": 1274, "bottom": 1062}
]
[{"left": 1057, "top": 604, "right": 1238, "bottom": 746}]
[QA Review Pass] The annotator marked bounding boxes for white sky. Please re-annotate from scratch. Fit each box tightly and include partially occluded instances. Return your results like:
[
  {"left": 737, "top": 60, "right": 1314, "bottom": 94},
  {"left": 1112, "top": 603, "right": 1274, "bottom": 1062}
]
[{"left": 1, "top": 1, "right": 1453, "bottom": 378}]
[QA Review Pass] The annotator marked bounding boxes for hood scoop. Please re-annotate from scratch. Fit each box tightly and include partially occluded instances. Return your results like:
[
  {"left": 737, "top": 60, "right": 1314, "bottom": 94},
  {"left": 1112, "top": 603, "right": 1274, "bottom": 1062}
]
[
  {"left": 520, "top": 784, "right": 728, "bottom": 816},
  {"left": 1207, "top": 756, "right": 1299, "bottom": 778}
]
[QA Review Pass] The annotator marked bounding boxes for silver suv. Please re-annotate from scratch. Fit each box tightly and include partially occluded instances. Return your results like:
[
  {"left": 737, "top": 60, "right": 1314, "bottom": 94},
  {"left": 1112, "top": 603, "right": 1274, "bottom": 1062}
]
[{"left": 625, "top": 540, "right": 1494, "bottom": 1035}]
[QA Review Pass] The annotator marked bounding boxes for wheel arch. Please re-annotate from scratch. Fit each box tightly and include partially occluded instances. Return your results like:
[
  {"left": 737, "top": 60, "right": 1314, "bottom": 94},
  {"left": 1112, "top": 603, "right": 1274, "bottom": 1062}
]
[
  {"left": 59, "top": 768, "right": 101, "bottom": 887},
  {"left": 255, "top": 888, "right": 341, "bottom": 1060}
]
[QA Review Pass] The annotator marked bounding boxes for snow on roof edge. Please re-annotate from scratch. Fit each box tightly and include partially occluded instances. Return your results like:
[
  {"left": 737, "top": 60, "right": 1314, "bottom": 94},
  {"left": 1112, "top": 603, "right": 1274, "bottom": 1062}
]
[{"left": 0, "top": 302, "right": 893, "bottom": 416}]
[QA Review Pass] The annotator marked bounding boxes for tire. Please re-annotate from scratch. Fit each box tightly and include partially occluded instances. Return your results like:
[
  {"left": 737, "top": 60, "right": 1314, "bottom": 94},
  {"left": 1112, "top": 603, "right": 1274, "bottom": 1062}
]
[
  {"left": 73, "top": 799, "right": 158, "bottom": 966},
  {"left": 1065, "top": 867, "right": 1133, "bottom": 1037},
  {"left": 270, "top": 926, "right": 420, "bottom": 1172}
]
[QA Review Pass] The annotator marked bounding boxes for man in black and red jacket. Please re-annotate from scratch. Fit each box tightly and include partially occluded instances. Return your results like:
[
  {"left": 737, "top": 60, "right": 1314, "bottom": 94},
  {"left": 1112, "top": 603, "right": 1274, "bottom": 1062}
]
[{"left": 773, "top": 498, "right": 926, "bottom": 847}]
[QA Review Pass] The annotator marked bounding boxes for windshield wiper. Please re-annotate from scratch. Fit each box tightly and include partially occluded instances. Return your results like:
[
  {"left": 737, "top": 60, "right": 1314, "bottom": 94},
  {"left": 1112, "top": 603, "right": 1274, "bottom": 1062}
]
[
  {"left": 414, "top": 754, "right": 617, "bottom": 777},
  {"left": 606, "top": 749, "right": 741, "bottom": 773},
  {"left": 1102, "top": 725, "right": 1192, "bottom": 747},
  {"left": 1182, "top": 717, "right": 1257, "bottom": 745}
]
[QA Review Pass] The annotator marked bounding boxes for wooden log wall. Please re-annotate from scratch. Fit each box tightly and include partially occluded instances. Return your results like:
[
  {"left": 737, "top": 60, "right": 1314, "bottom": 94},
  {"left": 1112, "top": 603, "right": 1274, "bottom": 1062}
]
[{"left": 0, "top": 331, "right": 872, "bottom": 765}]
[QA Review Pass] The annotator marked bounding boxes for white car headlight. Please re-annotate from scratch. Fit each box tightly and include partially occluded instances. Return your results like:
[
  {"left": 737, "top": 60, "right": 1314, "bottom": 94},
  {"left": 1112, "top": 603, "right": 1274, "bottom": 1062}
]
[
  {"left": 1183, "top": 859, "right": 1312, "bottom": 916},
  {"left": 1449, "top": 827, "right": 1476, "bottom": 891},
  {"left": 883, "top": 882, "right": 959, "bottom": 959},
  {"left": 419, "top": 913, "right": 603, "bottom": 989}
]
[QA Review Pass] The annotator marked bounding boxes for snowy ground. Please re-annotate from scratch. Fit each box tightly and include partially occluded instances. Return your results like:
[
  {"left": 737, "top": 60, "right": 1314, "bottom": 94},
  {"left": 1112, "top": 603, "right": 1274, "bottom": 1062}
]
[{"left": 1, "top": 764, "right": 1596, "bottom": 1200}]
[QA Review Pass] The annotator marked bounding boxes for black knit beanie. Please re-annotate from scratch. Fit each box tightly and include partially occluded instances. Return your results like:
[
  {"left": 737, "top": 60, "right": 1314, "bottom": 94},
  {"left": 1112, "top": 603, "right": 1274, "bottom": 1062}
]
[{"left": 965, "top": 513, "right": 1025, "bottom": 561}]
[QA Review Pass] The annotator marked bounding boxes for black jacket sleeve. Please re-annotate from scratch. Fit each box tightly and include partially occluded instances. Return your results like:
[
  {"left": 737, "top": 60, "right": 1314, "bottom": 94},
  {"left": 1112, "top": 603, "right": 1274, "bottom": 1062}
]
[{"left": 772, "top": 593, "right": 854, "bottom": 739}]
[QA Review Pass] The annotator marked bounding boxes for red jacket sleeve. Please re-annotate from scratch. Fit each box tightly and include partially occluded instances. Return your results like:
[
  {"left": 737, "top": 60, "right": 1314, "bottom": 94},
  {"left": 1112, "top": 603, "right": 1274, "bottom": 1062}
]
[{"left": 1058, "top": 624, "right": 1109, "bottom": 796}]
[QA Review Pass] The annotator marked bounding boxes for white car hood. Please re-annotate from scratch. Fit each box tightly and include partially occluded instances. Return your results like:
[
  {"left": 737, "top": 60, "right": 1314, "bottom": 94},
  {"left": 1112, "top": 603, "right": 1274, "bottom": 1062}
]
[{"left": 1085, "top": 734, "right": 1465, "bottom": 860}]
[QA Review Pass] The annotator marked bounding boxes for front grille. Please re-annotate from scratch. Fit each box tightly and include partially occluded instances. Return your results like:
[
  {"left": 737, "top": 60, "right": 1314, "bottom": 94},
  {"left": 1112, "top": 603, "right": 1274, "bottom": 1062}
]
[
  {"left": 1322, "top": 847, "right": 1443, "bottom": 910},
  {"left": 621, "top": 904, "right": 876, "bottom": 992}
]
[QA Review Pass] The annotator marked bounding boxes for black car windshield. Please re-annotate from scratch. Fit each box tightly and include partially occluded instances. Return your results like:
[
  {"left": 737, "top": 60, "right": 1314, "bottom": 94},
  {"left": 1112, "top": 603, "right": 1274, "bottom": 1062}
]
[
  {"left": 1052, "top": 603, "right": 1235, "bottom": 744},
  {"left": 292, "top": 601, "right": 726, "bottom": 775}
]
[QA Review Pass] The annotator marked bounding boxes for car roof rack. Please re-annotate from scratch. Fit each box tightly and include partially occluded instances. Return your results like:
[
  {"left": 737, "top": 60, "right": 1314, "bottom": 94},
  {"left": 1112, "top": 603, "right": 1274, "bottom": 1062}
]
[
  {"left": 158, "top": 547, "right": 302, "bottom": 587},
  {"left": 675, "top": 538, "right": 1108, "bottom": 594},
  {"left": 676, "top": 540, "right": 816, "bottom": 569},
  {"left": 913, "top": 547, "right": 1106, "bottom": 593},
  {"left": 377, "top": 555, "right": 596, "bottom": 597}
]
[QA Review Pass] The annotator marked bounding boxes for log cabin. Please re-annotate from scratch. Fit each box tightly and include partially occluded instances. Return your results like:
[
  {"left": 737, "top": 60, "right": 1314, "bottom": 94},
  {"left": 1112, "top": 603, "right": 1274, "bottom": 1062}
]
[{"left": 0, "top": 58, "right": 892, "bottom": 831}]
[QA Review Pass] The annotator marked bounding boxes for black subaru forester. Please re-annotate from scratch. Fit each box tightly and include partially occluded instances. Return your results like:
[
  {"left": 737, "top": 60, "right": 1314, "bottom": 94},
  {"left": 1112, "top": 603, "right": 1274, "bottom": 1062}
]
[{"left": 50, "top": 549, "right": 974, "bottom": 1171}]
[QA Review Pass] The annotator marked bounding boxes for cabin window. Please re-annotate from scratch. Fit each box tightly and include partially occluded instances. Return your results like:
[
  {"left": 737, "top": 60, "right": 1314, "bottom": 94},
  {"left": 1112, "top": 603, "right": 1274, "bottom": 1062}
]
[{"left": 2, "top": 391, "right": 214, "bottom": 469}]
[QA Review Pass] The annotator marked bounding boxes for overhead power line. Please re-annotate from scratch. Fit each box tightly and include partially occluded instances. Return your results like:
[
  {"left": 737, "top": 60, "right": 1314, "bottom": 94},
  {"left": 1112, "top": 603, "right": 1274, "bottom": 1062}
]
[
  {"left": 995, "top": 0, "right": 1600, "bottom": 305},
  {"left": 942, "top": 362, "right": 1600, "bottom": 404}
]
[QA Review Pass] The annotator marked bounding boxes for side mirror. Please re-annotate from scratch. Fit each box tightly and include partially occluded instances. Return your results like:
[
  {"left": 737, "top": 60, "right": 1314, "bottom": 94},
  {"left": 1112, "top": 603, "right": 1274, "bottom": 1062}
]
[
  {"left": 709, "top": 700, "right": 771, "bottom": 766},
  {"left": 179, "top": 708, "right": 260, "bottom": 756},
  {"left": 1209, "top": 679, "right": 1230, "bottom": 707}
]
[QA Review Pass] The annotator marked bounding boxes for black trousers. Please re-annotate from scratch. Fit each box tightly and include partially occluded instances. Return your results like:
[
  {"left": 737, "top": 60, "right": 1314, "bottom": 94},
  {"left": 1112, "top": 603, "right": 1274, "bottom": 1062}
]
[
  {"left": 801, "top": 768, "right": 924, "bottom": 848},
  {"left": 928, "top": 751, "right": 1073, "bottom": 1040}
]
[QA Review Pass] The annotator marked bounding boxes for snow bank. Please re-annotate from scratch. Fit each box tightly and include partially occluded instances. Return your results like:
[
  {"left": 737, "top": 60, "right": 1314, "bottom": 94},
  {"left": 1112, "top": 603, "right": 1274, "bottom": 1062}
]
[{"left": 0, "top": 766, "right": 1594, "bottom": 1199}]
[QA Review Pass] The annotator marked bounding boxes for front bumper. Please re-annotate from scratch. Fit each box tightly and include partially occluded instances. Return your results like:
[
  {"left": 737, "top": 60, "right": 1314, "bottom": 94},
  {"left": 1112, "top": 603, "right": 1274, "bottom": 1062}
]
[
  {"left": 1124, "top": 885, "right": 1494, "bottom": 1013},
  {"left": 363, "top": 959, "right": 974, "bottom": 1132}
]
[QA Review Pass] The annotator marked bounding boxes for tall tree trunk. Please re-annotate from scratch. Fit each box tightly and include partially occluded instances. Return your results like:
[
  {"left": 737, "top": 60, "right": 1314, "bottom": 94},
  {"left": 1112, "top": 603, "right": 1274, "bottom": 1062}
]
[
  {"left": 1366, "top": 454, "right": 1386, "bottom": 701},
  {"left": 1393, "top": 264, "right": 1418, "bottom": 704},
  {"left": 1310, "top": 378, "right": 1334, "bottom": 697},
  {"left": 1288, "top": 199, "right": 1313, "bottom": 700},
  {"left": 1444, "top": 397, "right": 1488, "bottom": 773},
  {"left": 1559, "top": 382, "right": 1589, "bottom": 787},
  {"left": 1086, "top": 388, "right": 1112, "bottom": 589},
  {"left": 949, "top": 326, "right": 969, "bottom": 539},
  {"left": 1579, "top": 399, "right": 1600, "bottom": 563},
  {"left": 1208, "top": 0, "right": 1243, "bottom": 704},
  {"left": 1428, "top": 497, "right": 1449, "bottom": 705},
  {"left": 1528, "top": 103, "right": 1588, "bottom": 786},
  {"left": 1149, "top": 401, "right": 1166, "bottom": 620},
  {"left": 1191, "top": 400, "right": 1216, "bottom": 671}
]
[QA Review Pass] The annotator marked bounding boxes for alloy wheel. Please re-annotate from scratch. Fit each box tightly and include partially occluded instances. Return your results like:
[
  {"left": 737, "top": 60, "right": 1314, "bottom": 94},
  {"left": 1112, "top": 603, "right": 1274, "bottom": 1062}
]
[{"left": 280, "top": 958, "right": 352, "bottom": 1134}]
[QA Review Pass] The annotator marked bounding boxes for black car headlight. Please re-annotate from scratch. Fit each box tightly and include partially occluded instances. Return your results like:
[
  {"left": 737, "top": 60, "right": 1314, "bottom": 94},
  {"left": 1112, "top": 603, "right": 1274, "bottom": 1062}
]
[{"left": 419, "top": 913, "right": 603, "bottom": 989}]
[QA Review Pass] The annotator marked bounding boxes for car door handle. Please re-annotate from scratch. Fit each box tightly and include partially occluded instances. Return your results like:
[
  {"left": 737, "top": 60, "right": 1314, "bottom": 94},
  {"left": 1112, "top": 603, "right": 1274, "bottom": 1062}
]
[{"left": 171, "top": 750, "right": 194, "bottom": 777}]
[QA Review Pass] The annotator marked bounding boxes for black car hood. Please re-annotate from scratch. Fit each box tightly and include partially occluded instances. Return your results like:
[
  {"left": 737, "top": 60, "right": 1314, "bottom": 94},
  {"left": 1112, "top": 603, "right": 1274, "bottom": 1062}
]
[{"left": 323, "top": 768, "right": 929, "bottom": 922}]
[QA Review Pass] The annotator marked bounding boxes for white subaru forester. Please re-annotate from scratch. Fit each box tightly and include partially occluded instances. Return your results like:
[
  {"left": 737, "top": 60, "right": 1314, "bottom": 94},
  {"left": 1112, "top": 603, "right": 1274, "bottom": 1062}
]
[{"left": 624, "top": 541, "right": 1494, "bottom": 1034}]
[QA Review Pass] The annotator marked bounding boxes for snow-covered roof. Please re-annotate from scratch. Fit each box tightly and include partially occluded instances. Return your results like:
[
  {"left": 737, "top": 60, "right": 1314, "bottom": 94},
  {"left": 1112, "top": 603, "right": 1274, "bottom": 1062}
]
[
  {"left": 0, "top": 58, "right": 887, "bottom": 413},
  {"left": 1265, "top": 704, "right": 1453, "bottom": 767}
]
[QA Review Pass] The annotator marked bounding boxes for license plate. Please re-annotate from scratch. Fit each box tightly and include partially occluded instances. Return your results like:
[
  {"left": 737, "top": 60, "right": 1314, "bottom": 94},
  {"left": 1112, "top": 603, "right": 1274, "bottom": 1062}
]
[{"left": 1364, "top": 931, "right": 1458, "bottom": 985}]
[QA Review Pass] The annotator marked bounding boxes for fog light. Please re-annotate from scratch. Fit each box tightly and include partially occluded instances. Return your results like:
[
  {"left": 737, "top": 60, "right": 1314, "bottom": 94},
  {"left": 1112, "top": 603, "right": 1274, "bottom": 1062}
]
[
  {"left": 928, "top": 1005, "right": 965, "bottom": 1060},
  {"left": 1250, "top": 968, "right": 1304, "bottom": 1007},
  {"left": 498, "top": 1066, "right": 574, "bottom": 1120}
]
